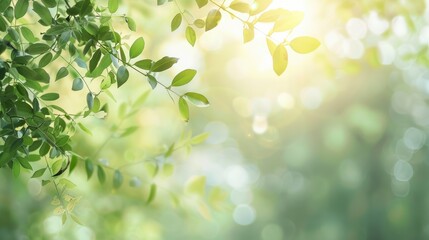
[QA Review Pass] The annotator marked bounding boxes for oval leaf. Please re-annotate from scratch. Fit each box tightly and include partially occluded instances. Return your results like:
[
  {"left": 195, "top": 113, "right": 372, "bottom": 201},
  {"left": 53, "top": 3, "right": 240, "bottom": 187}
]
[
  {"left": 290, "top": 36, "right": 321, "bottom": 54},
  {"left": 273, "top": 44, "right": 288, "bottom": 76},
  {"left": 178, "top": 97, "right": 189, "bottom": 122},
  {"left": 129, "top": 37, "right": 145, "bottom": 59},
  {"left": 184, "top": 92, "right": 209, "bottom": 107},
  {"left": 171, "top": 69, "right": 197, "bottom": 87}
]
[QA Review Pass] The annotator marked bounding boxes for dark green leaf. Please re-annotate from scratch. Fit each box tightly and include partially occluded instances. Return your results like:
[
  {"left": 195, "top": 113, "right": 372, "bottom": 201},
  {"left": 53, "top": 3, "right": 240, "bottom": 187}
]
[
  {"left": 39, "top": 53, "right": 53, "bottom": 68},
  {"left": 113, "top": 170, "right": 123, "bottom": 188},
  {"left": 21, "top": 26, "right": 38, "bottom": 43},
  {"left": 33, "top": 1, "right": 52, "bottom": 25},
  {"left": 0, "top": 0, "right": 11, "bottom": 12},
  {"left": 86, "top": 92, "right": 93, "bottom": 110},
  {"left": 147, "top": 75, "right": 157, "bottom": 89},
  {"left": 41, "top": 0, "right": 57, "bottom": 8},
  {"left": 97, "top": 166, "right": 106, "bottom": 184},
  {"left": 25, "top": 43, "right": 50, "bottom": 55},
  {"left": 55, "top": 67, "right": 68, "bottom": 81},
  {"left": 15, "top": 0, "right": 29, "bottom": 19},
  {"left": 89, "top": 49, "right": 101, "bottom": 72},
  {"left": 151, "top": 57, "right": 178, "bottom": 72},
  {"left": 171, "top": 69, "right": 197, "bottom": 87},
  {"left": 85, "top": 159, "right": 94, "bottom": 179},
  {"left": 134, "top": 59, "right": 153, "bottom": 70},
  {"left": 72, "top": 78, "right": 84, "bottom": 91},
  {"left": 116, "top": 66, "right": 129, "bottom": 88}
]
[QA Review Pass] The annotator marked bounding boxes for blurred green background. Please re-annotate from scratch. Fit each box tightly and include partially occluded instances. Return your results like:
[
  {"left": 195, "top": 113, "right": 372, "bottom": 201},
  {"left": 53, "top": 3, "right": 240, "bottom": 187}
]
[{"left": 2, "top": 0, "right": 429, "bottom": 239}]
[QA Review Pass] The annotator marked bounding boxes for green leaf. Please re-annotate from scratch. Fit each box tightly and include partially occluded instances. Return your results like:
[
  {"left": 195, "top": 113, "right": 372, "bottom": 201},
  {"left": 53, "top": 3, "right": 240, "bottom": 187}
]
[
  {"left": 151, "top": 57, "right": 178, "bottom": 72},
  {"left": 290, "top": 36, "right": 321, "bottom": 54},
  {"left": 184, "top": 92, "right": 210, "bottom": 107},
  {"left": 257, "top": 8, "right": 289, "bottom": 22},
  {"left": 195, "top": 0, "right": 208, "bottom": 8},
  {"left": 55, "top": 67, "right": 68, "bottom": 81},
  {"left": 21, "top": 27, "right": 38, "bottom": 43},
  {"left": 129, "top": 37, "right": 145, "bottom": 59},
  {"left": 72, "top": 78, "right": 84, "bottom": 91},
  {"left": 243, "top": 25, "right": 254, "bottom": 43},
  {"left": 78, "top": 122, "right": 92, "bottom": 135},
  {"left": 13, "top": 161, "right": 20, "bottom": 177},
  {"left": 40, "top": 93, "right": 59, "bottom": 101},
  {"left": 116, "top": 66, "right": 129, "bottom": 88},
  {"left": 229, "top": 0, "right": 250, "bottom": 13},
  {"left": 86, "top": 92, "right": 93, "bottom": 110},
  {"left": 41, "top": 0, "right": 57, "bottom": 8},
  {"left": 0, "top": 0, "right": 11, "bottom": 12},
  {"left": 89, "top": 49, "right": 101, "bottom": 73},
  {"left": 113, "top": 170, "right": 123, "bottom": 189},
  {"left": 147, "top": 75, "right": 157, "bottom": 89},
  {"left": 272, "top": 11, "right": 304, "bottom": 32},
  {"left": 33, "top": 1, "right": 52, "bottom": 25},
  {"left": 97, "top": 166, "right": 106, "bottom": 184},
  {"left": 191, "top": 132, "right": 210, "bottom": 144},
  {"left": 250, "top": 0, "right": 272, "bottom": 15},
  {"left": 185, "top": 175, "right": 206, "bottom": 196},
  {"left": 134, "top": 59, "right": 153, "bottom": 70},
  {"left": 120, "top": 126, "right": 139, "bottom": 137},
  {"left": 185, "top": 26, "right": 196, "bottom": 46},
  {"left": 39, "top": 142, "right": 50, "bottom": 156},
  {"left": 39, "top": 53, "right": 53, "bottom": 68},
  {"left": 31, "top": 168, "right": 46, "bottom": 178},
  {"left": 15, "top": 0, "right": 29, "bottom": 19},
  {"left": 171, "top": 69, "right": 197, "bottom": 87},
  {"left": 178, "top": 97, "right": 189, "bottom": 122},
  {"left": 25, "top": 43, "right": 50, "bottom": 55},
  {"left": 108, "top": 0, "right": 119, "bottom": 13},
  {"left": 85, "top": 159, "right": 94, "bottom": 179},
  {"left": 124, "top": 17, "right": 136, "bottom": 32},
  {"left": 194, "top": 19, "right": 205, "bottom": 28},
  {"left": 146, "top": 184, "right": 157, "bottom": 204},
  {"left": 205, "top": 9, "right": 222, "bottom": 31},
  {"left": 157, "top": 0, "right": 167, "bottom": 5},
  {"left": 273, "top": 44, "right": 288, "bottom": 76},
  {"left": 171, "top": 13, "right": 182, "bottom": 31},
  {"left": 266, "top": 38, "right": 276, "bottom": 56}
]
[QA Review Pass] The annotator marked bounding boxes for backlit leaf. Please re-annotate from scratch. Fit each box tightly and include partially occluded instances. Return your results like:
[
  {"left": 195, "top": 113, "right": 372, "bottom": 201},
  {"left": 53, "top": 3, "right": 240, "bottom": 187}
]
[
  {"left": 129, "top": 37, "right": 145, "bottom": 59},
  {"left": 171, "top": 69, "right": 197, "bottom": 87},
  {"left": 272, "top": 44, "right": 288, "bottom": 76},
  {"left": 290, "top": 36, "right": 321, "bottom": 54},
  {"left": 205, "top": 9, "right": 222, "bottom": 31}
]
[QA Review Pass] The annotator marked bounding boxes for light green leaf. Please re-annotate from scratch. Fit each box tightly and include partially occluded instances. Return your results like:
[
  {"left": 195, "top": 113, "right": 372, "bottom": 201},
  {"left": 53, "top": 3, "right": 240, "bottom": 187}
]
[
  {"left": 266, "top": 38, "right": 276, "bottom": 56},
  {"left": 250, "top": 0, "right": 272, "bottom": 15},
  {"left": 290, "top": 36, "right": 321, "bottom": 54},
  {"left": 194, "top": 19, "right": 205, "bottom": 28},
  {"left": 151, "top": 57, "right": 178, "bottom": 72},
  {"left": 120, "top": 126, "right": 139, "bottom": 137},
  {"left": 21, "top": 26, "right": 38, "bottom": 43},
  {"left": 229, "top": 0, "right": 250, "bottom": 13},
  {"left": 272, "top": 11, "right": 304, "bottom": 32},
  {"left": 40, "top": 93, "right": 59, "bottom": 101},
  {"left": 135, "top": 59, "right": 153, "bottom": 70},
  {"left": 108, "top": 0, "right": 119, "bottom": 13},
  {"left": 195, "top": 0, "right": 208, "bottom": 8},
  {"left": 205, "top": 9, "right": 222, "bottom": 31},
  {"left": 113, "top": 170, "right": 123, "bottom": 188},
  {"left": 184, "top": 92, "right": 209, "bottom": 107},
  {"left": 185, "top": 26, "right": 196, "bottom": 46},
  {"left": 129, "top": 37, "right": 145, "bottom": 59},
  {"left": 13, "top": 162, "right": 20, "bottom": 177},
  {"left": 126, "top": 17, "right": 136, "bottom": 31},
  {"left": 78, "top": 122, "right": 92, "bottom": 135},
  {"left": 72, "top": 78, "right": 84, "bottom": 91},
  {"left": 185, "top": 175, "right": 206, "bottom": 196},
  {"left": 258, "top": 8, "right": 289, "bottom": 22},
  {"left": 273, "top": 44, "right": 288, "bottom": 76},
  {"left": 171, "top": 69, "right": 197, "bottom": 87},
  {"left": 191, "top": 132, "right": 210, "bottom": 145},
  {"left": 171, "top": 13, "right": 182, "bottom": 31},
  {"left": 146, "top": 184, "right": 157, "bottom": 204},
  {"left": 117, "top": 66, "right": 129, "bottom": 88},
  {"left": 178, "top": 97, "right": 189, "bottom": 122},
  {"left": 243, "top": 25, "right": 254, "bottom": 43}
]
